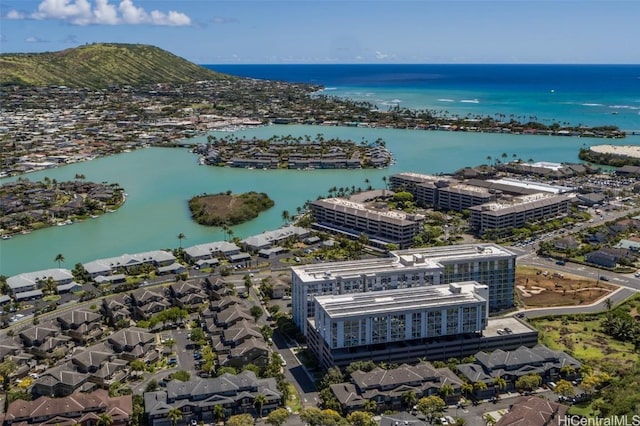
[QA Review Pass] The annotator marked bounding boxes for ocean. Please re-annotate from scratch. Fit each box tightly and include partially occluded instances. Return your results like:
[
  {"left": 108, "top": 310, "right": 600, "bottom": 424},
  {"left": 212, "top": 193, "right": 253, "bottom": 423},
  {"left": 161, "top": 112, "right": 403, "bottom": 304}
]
[
  {"left": 207, "top": 64, "right": 640, "bottom": 131},
  {"left": 2, "top": 64, "right": 639, "bottom": 276}
]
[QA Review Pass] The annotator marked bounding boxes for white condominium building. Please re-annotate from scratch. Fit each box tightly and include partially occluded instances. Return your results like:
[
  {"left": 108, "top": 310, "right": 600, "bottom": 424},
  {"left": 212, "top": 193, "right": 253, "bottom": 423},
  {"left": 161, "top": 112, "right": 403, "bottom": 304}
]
[
  {"left": 292, "top": 243, "right": 516, "bottom": 333},
  {"left": 469, "top": 193, "right": 570, "bottom": 235},
  {"left": 313, "top": 282, "right": 488, "bottom": 350},
  {"left": 309, "top": 198, "right": 425, "bottom": 249}
]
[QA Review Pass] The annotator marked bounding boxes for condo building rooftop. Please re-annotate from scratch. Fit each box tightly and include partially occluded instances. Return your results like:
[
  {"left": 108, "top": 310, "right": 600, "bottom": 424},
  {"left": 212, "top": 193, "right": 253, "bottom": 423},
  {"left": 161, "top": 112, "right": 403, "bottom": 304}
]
[{"left": 315, "top": 282, "right": 487, "bottom": 318}]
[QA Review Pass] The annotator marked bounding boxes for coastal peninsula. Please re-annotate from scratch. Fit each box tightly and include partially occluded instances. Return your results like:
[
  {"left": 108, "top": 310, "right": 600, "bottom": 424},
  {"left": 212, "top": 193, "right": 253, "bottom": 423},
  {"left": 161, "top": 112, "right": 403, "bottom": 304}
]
[
  {"left": 188, "top": 191, "right": 275, "bottom": 226},
  {"left": 579, "top": 145, "right": 640, "bottom": 167},
  {"left": 193, "top": 135, "right": 393, "bottom": 169},
  {"left": 0, "top": 177, "right": 125, "bottom": 238}
]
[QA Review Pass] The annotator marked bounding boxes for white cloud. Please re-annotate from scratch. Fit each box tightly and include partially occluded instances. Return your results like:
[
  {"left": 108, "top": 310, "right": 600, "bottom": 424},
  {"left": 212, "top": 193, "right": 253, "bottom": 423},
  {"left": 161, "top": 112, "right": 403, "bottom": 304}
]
[
  {"left": 94, "top": 0, "right": 118, "bottom": 24},
  {"left": 25, "top": 36, "right": 47, "bottom": 43},
  {"left": 7, "top": 10, "right": 26, "bottom": 19},
  {"left": 375, "top": 51, "right": 389, "bottom": 60},
  {"left": 6, "top": 0, "right": 191, "bottom": 26}
]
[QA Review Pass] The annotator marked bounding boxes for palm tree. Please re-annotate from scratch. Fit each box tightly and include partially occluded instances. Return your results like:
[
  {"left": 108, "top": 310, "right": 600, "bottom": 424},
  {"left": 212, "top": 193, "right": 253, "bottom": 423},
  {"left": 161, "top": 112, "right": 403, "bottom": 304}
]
[
  {"left": 177, "top": 233, "right": 186, "bottom": 249},
  {"left": 97, "top": 413, "right": 113, "bottom": 426},
  {"left": 604, "top": 297, "right": 613, "bottom": 311},
  {"left": 483, "top": 413, "right": 496, "bottom": 426},
  {"left": 439, "top": 383, "right": 455, "bottom": 401},
  {"left": 401, "top": 390, "right": 417, "bottom": 408},
  {"left": 54, "top": 253, "right": 65, "bottom": 268},
  {"left": 281, "top": 210, "right": 291, "bottom": 225},
  {"left": 473, "top": 381, "right": 488, "bottom": 396},
  {"left": 460, "top": 382, "right": 474, "bottom": 398},
  {"left": 167, "top": 407, "right": 183, "bottom": 426},
  {"left": 213, "top": 404, "right": 225, "bottom": 422},
  {"left": 382, "top": 175, "right": 388, "bottom": 190},
  {"left": 493, "top": 377, "right": 507, "bottom": 394},
  {"left": 254, "top": 393, "right": 267, "bottom": 417}
]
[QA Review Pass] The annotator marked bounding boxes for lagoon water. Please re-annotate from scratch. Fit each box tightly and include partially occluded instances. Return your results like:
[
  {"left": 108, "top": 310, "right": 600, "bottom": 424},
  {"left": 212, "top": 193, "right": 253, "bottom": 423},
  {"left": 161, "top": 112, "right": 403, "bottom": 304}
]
[{"left": 2, "top": 64, "right": 640, "bottom": 276}]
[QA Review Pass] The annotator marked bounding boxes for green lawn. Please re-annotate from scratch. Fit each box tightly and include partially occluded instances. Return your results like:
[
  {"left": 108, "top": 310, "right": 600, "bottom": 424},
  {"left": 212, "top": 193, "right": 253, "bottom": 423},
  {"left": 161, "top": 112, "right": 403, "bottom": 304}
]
[{"left": 533, "top": 317, "right": 638, "bottom": 368}]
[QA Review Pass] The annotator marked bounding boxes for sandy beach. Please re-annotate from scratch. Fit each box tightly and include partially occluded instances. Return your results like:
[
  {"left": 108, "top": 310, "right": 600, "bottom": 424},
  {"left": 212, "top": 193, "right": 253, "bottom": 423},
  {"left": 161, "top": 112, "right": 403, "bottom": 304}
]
[{"left": 590, "top": 144, "right": 640, "bottom": 159}]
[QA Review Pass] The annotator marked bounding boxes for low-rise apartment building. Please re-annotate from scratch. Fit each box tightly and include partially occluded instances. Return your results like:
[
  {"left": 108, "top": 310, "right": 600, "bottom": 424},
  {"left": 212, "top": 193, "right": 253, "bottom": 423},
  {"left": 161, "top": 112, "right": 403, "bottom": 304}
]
[
  {"left": 309, "top": 198, "right": 425, "bottom": 249},
  {"left": 469, "top": 193, "right": 571, "bottom": 235}
]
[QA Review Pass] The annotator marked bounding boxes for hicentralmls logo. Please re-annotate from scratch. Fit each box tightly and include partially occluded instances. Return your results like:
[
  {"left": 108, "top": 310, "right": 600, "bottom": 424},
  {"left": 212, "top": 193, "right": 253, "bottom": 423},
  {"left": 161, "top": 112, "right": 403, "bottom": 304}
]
[{"left": 558, "top": 416, "right": 640, "bottom": 426}]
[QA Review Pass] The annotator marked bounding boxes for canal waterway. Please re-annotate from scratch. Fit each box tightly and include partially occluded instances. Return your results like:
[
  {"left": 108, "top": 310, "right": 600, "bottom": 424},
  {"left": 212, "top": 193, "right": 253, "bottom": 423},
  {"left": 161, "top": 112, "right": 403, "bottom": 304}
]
[{"left": 1, "top": 124, "right": 636, "bottom": 276}]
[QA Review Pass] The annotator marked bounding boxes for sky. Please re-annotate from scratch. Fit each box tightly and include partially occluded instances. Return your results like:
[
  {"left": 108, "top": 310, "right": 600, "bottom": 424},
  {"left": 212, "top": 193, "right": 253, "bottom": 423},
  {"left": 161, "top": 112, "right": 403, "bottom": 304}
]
[{"left": 1, "top": 0, "right": 639, "bottom": 64}]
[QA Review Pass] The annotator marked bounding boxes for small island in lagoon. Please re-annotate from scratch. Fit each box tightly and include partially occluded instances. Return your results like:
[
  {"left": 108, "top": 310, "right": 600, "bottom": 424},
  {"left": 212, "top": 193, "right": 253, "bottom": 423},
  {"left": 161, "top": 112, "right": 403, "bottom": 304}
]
[
  {"left": 188, "top": 191, "right": 275, "bottom": 226},
  {"left": 193, "top": 134, "right": 393, "bottom": 170}
]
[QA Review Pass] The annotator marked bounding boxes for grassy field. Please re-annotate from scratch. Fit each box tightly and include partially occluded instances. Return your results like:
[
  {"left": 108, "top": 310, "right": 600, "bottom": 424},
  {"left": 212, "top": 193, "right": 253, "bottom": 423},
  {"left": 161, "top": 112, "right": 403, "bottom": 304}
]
[{"left": 530, "top": 293, "right": 640, "bottom": 373}]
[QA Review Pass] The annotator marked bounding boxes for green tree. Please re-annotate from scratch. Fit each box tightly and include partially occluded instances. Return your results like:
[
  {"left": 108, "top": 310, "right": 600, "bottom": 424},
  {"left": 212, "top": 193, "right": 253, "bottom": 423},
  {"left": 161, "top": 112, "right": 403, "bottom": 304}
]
[
  {"left": 177, "top": 232, "right": 186, "bottom": 249},
  {"left": 483, "top": 413, "right": 496, "bottom": 426},
  {"left": 170, "top": 370, "right": 190, "bottom": 382},
  {"left": 439, "top": 383, "right": 455, "bottom": 400},
  {"left": 0, "top": 358, "right": 17, "bottom": 391},
  {"left": 250, "top": 305, "right": 264, "bottom": 323},
  {"left": 167, "top": 407, "right": 183, "bottom": 426},
  {"left": 130, "top": 359, "right": 145, "bottom": 374},
  {"left": 493, "top": 377, "right": 507, "bottom": 393},
  {"left": 227, "top": 414, "right": 254, "bottom": 426},
  {"left": 97, "top": 413, "right": 113, "bottom": 426},
  {"left": 460, "top": 382, "right": 474, "bottom": 397},
  {"left": 212, "top": 405, "right": 226, "bottom": 423},
  {"left": 281, "top": 210, "right": 291, "bottom": 225},
  {"left": 363, "top": 399, "right": 377, "bottom": 414},
  {"left": 554, "top": 379, "right": 575, "bottom": 398},
  {"left": 266, "top": 408, "right": 290, "bottom": 426},
  {"left": 473, "top": 381, "right": 488, "bottom": 395},
  {"left": 515, "top": 374, "right": 542, "bottom": 393},
  {"left": 254, "top": 393, "right": 267, "bottom": 417},
  {"left": 347, "top": 411, "right": 377, "bottom": 426},
  {"left": 417, "top": 395, "right": 446, "bottom": 422},
  {"left": 54, "top": 253, "right": 65, "bottom": 268},
  {"left": 299, "top": 407, "right": 325, "bottom": 426},
  {"left": 145, "top": 379, "right": 159, "bottom": 393},
  {"left": 401, "top": 390, "right": 417, "bottom": 408}
]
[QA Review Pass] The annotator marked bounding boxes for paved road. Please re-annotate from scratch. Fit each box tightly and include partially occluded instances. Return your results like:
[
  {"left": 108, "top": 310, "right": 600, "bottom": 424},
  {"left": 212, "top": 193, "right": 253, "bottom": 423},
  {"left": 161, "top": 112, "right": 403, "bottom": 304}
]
[{"left": 272, "top": 331, "right": 319, "bottom": 408}]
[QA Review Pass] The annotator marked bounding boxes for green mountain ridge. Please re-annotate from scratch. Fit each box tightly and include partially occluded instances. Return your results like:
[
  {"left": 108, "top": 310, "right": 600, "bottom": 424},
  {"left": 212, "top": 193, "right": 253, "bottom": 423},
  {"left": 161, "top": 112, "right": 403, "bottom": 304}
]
[{"left": 0, "top": 43, "right": 228, "bottom": 88}]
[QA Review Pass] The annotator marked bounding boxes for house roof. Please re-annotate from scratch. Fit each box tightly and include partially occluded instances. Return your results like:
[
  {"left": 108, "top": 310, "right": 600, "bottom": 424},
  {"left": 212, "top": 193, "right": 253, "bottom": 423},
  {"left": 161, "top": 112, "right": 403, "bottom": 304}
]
[
  {"left": 8, "top": 268, "right": 73, "bottom": 290},
  {"left": 5, "top": 390, "right": 132, "bottom": 424},
  {"left": 496, "top": 395, "right": 568, "bottom": 426},
  {"left": 108, "top": 327, "right": 154, "bottom": 348}
]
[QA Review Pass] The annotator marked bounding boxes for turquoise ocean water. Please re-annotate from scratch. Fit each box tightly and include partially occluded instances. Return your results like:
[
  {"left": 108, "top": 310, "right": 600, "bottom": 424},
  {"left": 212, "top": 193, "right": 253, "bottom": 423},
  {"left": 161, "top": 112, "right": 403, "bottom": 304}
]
[{"left": 1, "top": 65, "right": 639, "bottom": 276}]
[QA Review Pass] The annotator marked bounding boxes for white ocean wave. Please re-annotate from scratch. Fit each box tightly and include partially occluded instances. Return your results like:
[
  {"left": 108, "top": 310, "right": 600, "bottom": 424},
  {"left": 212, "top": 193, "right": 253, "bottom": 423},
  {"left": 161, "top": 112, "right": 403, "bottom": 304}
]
[
  {"left": 609, "top": 104, "right": 640, "bottom": 110},
  {"left": 460, "top": 99, "right": 480, "bottom": 104},
  {"left": 581, "top": 103, "right": 604, "bottom": 107},
  {"left": 437, "top": 98, "right": 455, "bottom": 102}
]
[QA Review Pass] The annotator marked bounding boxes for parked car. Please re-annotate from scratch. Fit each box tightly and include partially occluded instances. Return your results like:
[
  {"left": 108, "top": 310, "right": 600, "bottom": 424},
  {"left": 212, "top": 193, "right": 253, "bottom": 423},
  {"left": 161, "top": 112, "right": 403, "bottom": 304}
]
[{"left": 599, "top": 276, "right": 610, "bottom": 282}]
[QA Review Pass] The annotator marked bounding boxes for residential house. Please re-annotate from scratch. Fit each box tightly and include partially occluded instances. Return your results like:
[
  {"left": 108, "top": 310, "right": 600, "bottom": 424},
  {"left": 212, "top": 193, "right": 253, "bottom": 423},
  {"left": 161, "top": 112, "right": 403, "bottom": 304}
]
[
  {"left": 330, "top": 362, "right": 462, "bottom": 413},
  {"left": 101, "top": 293, "right": 134, "bottom": 325},
  {"left": 456, "top": 345, "right": 581, "bottom": 397},
  {"left": 129, "top": 288, "right": 171, "bottom": 320},
  {"left": 33, "top": 361, "right": 93, "bottom": 397},
  {"left": 144, "top": 371, "right": 281, "bottom": 426},
  {"left": 57, "top": 308, "right": 103, "bottom": 343},
  {"left": 107, "top": 327, "right": 157, "bottom": 362},
  {"left": 4, "top": 389, "right": 132, "bottom": 426},
  {"left": 7, "top": 268, "right": 74, "bottom": 297},
  {"left": 495, "top": 395, "right": 568, "bottom": 426},
  {"left": 585, "top": 247, "right": 637, "bottom": 268},
  {"left": 215, "top": 305, "right": 254, "bottom": 329}
]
